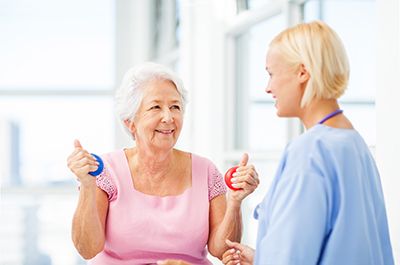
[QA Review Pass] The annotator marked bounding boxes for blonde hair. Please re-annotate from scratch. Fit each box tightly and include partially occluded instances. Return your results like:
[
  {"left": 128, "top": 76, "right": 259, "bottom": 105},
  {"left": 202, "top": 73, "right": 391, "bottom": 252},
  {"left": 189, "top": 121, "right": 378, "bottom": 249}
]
[{"left": 270, "top": 20, "right": 349, "bottom": 107}]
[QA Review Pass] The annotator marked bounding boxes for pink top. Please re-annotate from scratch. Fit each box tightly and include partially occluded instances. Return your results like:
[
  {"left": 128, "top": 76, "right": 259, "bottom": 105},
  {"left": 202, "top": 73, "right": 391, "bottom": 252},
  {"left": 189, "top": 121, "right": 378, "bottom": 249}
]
[{"left": 88, "top": 150, "right": 227, "bottom": 265}]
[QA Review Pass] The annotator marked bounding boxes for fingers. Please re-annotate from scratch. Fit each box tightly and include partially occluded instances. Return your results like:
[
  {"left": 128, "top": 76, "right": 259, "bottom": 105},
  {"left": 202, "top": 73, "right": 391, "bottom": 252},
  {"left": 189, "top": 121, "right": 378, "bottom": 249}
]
[
  {"left": 67, "top": 139, "right": 99, "bottom": 180},
  {"left": 67, "top": 153, "right": 99, "bottom": 177},
  {"left": 69, "top": 149, "right": 98, "bottom": 166},
  {"left": 222, "top": 248, "right": 241, "bottom": 265},
  {"left": 228, "top": 157, "right": 259, "bottom": 201},
  {"left": 74, "top": 139, "right": 83, "bottom": 149},
  {"left": 239, "top": 153, "right": 249, "bottom": 166},
  {"left": 226, "top": 239, "right": 246, "bottom": 251},
  {"left": 233, "top": 154, "right": 259, "bottom": 187},
  {"left": 68, "top": 139, "right": 84, "bottom": 161},
  {"left": 231, "top": 165, "right": 259, "bottom": 188},
  {"left": 74, "top": 154, "right": 99, "bottom": 168},
  {"left": 222, "top": 240, "right": 243, "bottom": 265}
]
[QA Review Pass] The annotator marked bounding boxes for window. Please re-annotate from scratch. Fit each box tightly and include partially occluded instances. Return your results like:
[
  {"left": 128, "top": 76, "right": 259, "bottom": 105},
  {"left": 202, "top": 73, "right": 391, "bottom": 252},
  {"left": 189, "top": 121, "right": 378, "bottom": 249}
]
[
  {"left": 234, "top": 14, "right": 287, "bottom": 151},
  {"left": 304, "top": 0, "right": 376, "bottom": 146},
  {"left": 0, "top": 0, "right": 115, "bottom": 264},
  {"left": 236, "top": 0, "right": 277, "bottom": 13},
  {"left": 225, "top": 2, "right": 291, "bottom": 246},
  {"left": 0, "top": 0, "right": 114, "bottom": 90},
  {"left": 0, "top": 96, "right": 115, "bottom": 186}
]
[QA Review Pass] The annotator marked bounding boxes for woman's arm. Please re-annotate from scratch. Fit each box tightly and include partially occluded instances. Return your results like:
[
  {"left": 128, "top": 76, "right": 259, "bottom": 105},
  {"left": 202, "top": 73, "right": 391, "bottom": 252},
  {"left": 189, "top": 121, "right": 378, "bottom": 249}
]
[
  {"left": 72, "top": 186, "right": 108, "bottom": 259},
  {"left": 68, "top": 139, "right": 109, "bottom": 259},
  {"left": 207, "top": 154, "right": 259, "bottom": 259},
  {"left": 207, "top": 194, "right": 242, "bottom": 259}
]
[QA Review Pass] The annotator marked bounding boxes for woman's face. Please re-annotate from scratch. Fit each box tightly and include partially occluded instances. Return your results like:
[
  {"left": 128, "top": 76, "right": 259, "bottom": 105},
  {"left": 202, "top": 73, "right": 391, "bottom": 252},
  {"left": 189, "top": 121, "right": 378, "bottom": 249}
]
[
  {"left": 265, "top": 47, "right": 306, "bottom": 117},
  {"left": 129, "top": 79, "right": 183, "bottom": 152}
]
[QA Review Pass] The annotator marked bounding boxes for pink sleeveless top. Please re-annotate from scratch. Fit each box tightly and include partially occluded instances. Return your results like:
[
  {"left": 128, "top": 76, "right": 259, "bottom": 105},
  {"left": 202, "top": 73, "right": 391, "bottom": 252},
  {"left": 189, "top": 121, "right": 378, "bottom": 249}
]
[{"left": 88, "top": 150, "right": 226, "bottom": 265}]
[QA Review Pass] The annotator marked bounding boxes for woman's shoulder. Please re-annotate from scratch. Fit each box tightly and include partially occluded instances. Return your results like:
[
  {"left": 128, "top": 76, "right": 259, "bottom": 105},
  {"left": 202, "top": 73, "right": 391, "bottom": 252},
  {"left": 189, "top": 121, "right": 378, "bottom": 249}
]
[
  {"left": 285, "top": 124, "right": 368, "bottom": 170},
  {"left": 99, "top": 149, "right": 127, "bottom": 168},
  {"left": 100, "top": 149, "right": 125, "bottom": 158},
  {"left": 100, "top": 149, "right": 125, "bottom": 161},
  {"left": 187, "top": 151, "right": 217, "bottom": 168},
  {"left": 174, "top": 148, "right": 191, "bottom": 158},
  {"left": 175, "top": 150, "right": 221, "bottom": 174},
  {"left": 290, "top": 125, "right": 360, "bottom": 151}
]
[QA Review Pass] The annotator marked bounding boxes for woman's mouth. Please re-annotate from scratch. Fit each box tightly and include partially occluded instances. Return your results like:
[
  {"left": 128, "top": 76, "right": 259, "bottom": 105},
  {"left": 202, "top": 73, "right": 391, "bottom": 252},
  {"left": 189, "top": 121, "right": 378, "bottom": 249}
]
[{"left": 155, "top": 129, "right": 174, "bottom": 134}]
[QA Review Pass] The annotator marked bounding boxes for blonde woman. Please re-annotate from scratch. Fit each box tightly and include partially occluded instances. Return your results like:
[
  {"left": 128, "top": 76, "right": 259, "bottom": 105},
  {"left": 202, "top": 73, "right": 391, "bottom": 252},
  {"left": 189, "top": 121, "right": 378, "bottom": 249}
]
[{"left": 222, "top": 21, "right": 394, "bottom": 265}]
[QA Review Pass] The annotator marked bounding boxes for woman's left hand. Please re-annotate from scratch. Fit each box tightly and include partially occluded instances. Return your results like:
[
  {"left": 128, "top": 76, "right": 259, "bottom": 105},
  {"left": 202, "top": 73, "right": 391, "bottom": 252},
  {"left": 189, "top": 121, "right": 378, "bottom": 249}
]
[{"left": 228, "top": 153, "right": 260, "bottom": 203}]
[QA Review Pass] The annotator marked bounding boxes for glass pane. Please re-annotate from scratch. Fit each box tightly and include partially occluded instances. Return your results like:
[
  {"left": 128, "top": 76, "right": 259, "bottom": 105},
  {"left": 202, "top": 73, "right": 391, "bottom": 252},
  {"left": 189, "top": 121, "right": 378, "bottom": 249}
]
[
  {"left": 0, "top": 96, "right": 115, "bottom": 186},
  {"left": 241, "top": 158, "right": 280, "bottom": 246},
  {"left": 303, "top": 0, "right": 320, "bottom": 20},
  {"left": 247, "top": 0, "right": 275, "bottom": 10},
  {"left": 0, "top": 0, "right": 114, "bottom": 89},
  {"left": 249, "top": 103, "right": 287, "bottom": 151},
  {"left": 1, "top": 191, "right": 83, "bottom": 265},
  {"left": 304, "top": 0, "right": 376, "bottom": 101},
  {"left": 234, "top": 14, "right": 286, "bottom": 150},
  {"left": 236, "top": 14, "right": 286, "bottom": 102},
  {"left": 155, "top": 0, "right": 179, "bottom": 57},
  {"left": 175, "top": 0, "right": 182, "bottom": 46},
  {"left": 340, "top": 102, "right": 376, "bottom": 147}
]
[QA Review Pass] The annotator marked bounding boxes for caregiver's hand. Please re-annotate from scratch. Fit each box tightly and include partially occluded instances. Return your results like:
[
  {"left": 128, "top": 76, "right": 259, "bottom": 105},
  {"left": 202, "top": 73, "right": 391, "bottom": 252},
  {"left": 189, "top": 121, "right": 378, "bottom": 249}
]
[{"left": 222, "top": 239, "right": 254, "bottom": 265}]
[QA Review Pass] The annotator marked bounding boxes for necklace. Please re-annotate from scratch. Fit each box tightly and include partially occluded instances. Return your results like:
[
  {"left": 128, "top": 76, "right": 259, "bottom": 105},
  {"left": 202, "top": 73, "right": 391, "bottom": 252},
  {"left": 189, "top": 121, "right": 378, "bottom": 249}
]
[{"left": 318, "top": 109, "right": 343, "bottom": 124}]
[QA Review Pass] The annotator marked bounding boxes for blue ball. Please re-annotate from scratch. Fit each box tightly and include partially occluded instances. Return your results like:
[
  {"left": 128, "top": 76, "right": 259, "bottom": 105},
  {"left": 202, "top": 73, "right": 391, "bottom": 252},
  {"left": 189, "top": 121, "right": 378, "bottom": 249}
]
[{"left": 89, "top": 153, "right": 104, "bottom": 176}]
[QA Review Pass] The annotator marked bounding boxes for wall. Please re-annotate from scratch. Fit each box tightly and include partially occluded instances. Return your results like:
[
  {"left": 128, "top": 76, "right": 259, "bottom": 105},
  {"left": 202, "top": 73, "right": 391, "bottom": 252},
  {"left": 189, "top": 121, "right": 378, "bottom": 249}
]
[{"left": 376, "top": 0, "right": 400, "bottom": 262}]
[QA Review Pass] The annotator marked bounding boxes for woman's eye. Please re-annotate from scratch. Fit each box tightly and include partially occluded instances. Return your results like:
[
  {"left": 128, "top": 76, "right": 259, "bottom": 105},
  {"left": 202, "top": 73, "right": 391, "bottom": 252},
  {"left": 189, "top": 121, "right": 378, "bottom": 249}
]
[
  {"left": 150, "top": 105, "right": 160, "bottom": 110},
  {"left": 171, "top": 105, "right": 181, "bottom": 110}
]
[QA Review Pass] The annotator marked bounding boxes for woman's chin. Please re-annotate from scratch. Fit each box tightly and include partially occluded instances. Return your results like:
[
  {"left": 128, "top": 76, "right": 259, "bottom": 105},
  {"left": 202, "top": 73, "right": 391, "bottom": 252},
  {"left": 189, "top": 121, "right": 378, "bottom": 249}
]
[
  {"left": 155, "top": 140, "right": 177, "bottom": 150},
  {"left": 276, "top": 109, "right": 291, "bottom": 118}
]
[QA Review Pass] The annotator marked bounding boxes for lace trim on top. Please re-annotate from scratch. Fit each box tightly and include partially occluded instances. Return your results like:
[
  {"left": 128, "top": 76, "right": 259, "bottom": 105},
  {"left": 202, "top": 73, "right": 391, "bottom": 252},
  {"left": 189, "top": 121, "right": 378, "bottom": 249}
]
[
  {"left": 208, "top": 164, "right": 227, "bottom": 201},
  {"left": 96, "top": 166, "right": 117, "bottom": 201}
]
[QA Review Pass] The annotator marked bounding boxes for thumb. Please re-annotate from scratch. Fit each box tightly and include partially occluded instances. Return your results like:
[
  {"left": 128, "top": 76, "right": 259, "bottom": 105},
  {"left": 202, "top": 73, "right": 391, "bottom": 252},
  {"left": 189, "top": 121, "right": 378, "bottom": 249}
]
[
  {"left": 239, "top": 153, "right": 249, "bottom": 166},
  {"left": 226, "top": 239, "right": 246, "bottom": 252},
  {"left": 74, "top": 139, "right": 83, "bottom": 149}
]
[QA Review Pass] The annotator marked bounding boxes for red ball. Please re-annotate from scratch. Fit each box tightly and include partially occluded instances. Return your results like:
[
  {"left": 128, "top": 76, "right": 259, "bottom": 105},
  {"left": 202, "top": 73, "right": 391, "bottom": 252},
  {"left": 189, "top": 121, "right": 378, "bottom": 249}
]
[{"left": 224, "top": 166, "right": 241, "bottom": 191}]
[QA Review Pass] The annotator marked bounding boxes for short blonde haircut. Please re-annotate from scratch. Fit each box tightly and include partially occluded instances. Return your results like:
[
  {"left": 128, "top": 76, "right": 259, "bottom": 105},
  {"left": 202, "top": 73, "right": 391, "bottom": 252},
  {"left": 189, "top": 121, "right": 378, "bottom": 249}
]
[
  {"left": 115, "top": 62, "right": 188, "bottom": 139},
  {"left": 270, "top": 20, "right": 349, "bottom": 107}
]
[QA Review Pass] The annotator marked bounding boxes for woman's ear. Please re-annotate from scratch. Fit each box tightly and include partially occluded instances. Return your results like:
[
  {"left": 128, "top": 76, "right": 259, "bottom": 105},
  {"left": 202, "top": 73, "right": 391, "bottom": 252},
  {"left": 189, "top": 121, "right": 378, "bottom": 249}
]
[
  {"left": 298, "top": 64, "right": 310, "bottom": 84},
  {"left": 124, "top": 119, "right": 136, "bottom": 135}
]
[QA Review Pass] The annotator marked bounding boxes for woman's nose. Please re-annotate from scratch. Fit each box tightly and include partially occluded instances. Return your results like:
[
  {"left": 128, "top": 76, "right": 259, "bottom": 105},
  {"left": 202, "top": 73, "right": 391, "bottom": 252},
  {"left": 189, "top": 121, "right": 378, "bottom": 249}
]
[
  {"left": 265, "top": 80, "right": 272, "bottom": 94},
  {"left": 161, "top": 109, "right": 173, "bottom": 122}
]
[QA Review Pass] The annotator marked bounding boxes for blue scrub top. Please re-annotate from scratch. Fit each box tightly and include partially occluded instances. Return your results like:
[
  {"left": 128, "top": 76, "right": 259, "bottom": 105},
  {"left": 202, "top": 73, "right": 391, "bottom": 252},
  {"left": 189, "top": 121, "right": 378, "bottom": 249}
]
[{"left": 254, "top": 124, "right": 394, "bottom": 265}]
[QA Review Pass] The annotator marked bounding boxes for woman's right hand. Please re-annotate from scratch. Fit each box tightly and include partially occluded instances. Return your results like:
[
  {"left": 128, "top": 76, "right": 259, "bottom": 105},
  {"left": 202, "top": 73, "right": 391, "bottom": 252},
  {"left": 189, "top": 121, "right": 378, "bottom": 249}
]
[
  {"left": 67, "top": 139, "right": 99, "bottom": 185},
  {"left": 222, "top": 239, "right": 254, "bottom": 265}
]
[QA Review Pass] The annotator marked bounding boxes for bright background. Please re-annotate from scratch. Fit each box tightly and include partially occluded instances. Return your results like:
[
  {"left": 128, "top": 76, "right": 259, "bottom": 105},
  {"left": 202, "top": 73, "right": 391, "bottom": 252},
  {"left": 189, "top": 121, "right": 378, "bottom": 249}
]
[{"left": 1, "top": 0, "right": 399, "bottom": 264}]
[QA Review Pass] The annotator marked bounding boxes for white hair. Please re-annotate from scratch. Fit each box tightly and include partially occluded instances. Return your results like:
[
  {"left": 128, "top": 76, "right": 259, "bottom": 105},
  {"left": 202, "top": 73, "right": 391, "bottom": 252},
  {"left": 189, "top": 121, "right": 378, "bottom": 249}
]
[{"left": 115, "top": 62, "right": 188, "bottom": 139}]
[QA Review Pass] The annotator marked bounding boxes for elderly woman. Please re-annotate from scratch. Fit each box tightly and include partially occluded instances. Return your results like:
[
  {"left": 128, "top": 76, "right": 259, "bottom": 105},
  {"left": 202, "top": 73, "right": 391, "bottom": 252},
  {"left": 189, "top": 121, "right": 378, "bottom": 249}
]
[
  {"left": 67, "top": 62, "right": 259, "bottom": 265},
  {"left": 222, "top": 21, "right": 394, "bottom": 265}
]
